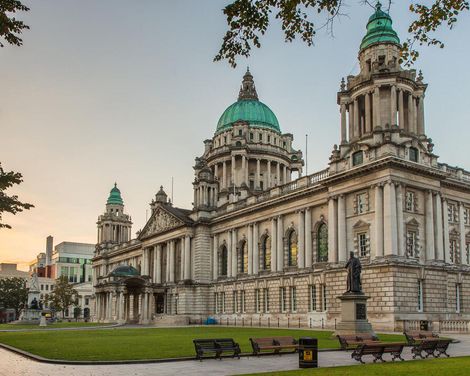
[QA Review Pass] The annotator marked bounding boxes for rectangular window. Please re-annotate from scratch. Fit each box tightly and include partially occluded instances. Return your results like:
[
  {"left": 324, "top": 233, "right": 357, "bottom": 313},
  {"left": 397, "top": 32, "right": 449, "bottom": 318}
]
[
  {"left": 85, "top": 298, "right": 89, "bottom": 306},
  {"left": 250, "top": 132, "right": 253, "bottom": 140},
  {"left": 418, "top": 280, "right": 424, "bottom": 312},
  {"left": 358, "top": 233, "right": 368, "bottom": 256},
  {"left": 357, "top": 193, "right": 367, "bottom": 214},
  {"left": 405, "top": 191, "right": 416, "bottom": 212},
  {"left": 221, "top": 292, "right": 226, "bottom": 313},
  {"left": 40, "top": 284, "right": 44, "bottom": 290},
  {"left": 448, "top": 204, "right": 458, "bottom": 223},
  {"left": 233, "top": 291, "right": 238, "bottom": 313},
  {"left": 409, "top": 147, "right": 419, "bottom": 162},
  {"left": 280, "top": 287, "right": 287, "bottom": 313},
  {"left": 215, "top": 293, "right": 219, "bottom": 314},
  {"left": 241, "top": 290, "right": 246, "bottom": 313},
  {"left": 322, "top": 285, "right": 327, "bottom": 312},
  {"left": 259, "top": 134, "right": 262, "bottom": 142},
  {"left": 238, "top": 129, "right": 242, "bottom": 136},
  {"left": 264, "top": 288, "right": 270, "bottom": 313},
  {"left": 407, "top": 230, "right": 418, "bottom": 258},
  {"left": 464, "top": 207, "right": 470, "bottom": 225},
  {"left": 450, "top": 239, "right": 457, "bottom": 263},
  {"left": 255, "top": 289, "right": 261, "bottom": 313},
  {"left": 309, "top": 285, "right": 317, "bottom": 312},
  {"left": 456, "top": 284, "right": 462, "bottom": 313},
  {"left": 291, "top": 287, "right": 297, "bottom": 312},
  {"left": 467, "top": 243, "right": 470, "bottom": 265},
  {"left": 46, "top": 285, "right": 49, "bottom": 291},
  {"left": 352, "top": 151, "right": 363, "bottom": 166},
  {"left": 267, "top": 135, "right": 271, "bottom": 143}
]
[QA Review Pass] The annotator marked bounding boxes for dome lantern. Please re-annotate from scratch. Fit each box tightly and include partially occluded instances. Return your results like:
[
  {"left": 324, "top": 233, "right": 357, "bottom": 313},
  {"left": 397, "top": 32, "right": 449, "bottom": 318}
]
[
  {"left": 360, "top": 1, "right": 400, "bottom": 51},
  {"left": 106, "top": 183, "right": 124, "bottom": 205}
]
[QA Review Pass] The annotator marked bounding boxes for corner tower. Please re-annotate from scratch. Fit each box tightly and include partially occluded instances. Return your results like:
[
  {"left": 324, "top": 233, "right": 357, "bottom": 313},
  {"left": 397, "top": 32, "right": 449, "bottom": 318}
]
[
  {"left": 96, "top": 183, "right": 133, "bottom": 252},
  {"left": 195, "top": 68, "right": 304, "bottom": 210},
  {"left": 331, "top": 2, "right": 436, "bottom": 173}
]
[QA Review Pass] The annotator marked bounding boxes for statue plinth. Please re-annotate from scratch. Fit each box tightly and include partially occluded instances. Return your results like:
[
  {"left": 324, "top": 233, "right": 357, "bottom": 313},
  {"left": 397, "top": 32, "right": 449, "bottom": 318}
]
[{"left": 335, "top": 292, "right": 375, "bottom": 336}]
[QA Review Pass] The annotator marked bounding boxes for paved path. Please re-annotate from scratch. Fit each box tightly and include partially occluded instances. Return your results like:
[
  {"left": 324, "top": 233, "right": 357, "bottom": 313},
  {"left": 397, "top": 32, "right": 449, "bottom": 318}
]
[{"left": 0, "top": 334, "right": 469, "bottom": 376}]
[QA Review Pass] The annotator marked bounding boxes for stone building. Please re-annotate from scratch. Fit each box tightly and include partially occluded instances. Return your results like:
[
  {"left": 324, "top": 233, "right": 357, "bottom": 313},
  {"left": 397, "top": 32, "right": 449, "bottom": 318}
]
[{"left": 92, "top": 4, "right": 470, "bottom": 331}]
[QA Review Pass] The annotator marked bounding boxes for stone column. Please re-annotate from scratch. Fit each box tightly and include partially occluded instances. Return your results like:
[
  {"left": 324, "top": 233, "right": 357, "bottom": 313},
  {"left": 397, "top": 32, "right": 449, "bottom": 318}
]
[
  {"left": 213, "top": 234, "right": 218, "bottom": 280},
  {"left": 337, "top": 194, "right": 347, "bottom": 262},
  {"left": 107, "top": 292, "right": 112, "bottom": 321},
  {"left": 396, "top": 184, "right": 405, "bottom": 257},
  {"left": 242, "top": 156, "right": 246, "bottom": 185},
  {"left": 180, "top": 237, "right": 185, "bottom": 280},
  {"left": 142, "top": 248, "right": 147, "bottom": 276},
  {"left": 277, "top": 215, "right": 283, "bottom": 271},
  {"left": 348, "top": 103, "right": 353, "bottom": 142},
  {"left": 298, "top": 210, "right": 305, "bottom": 268},
  {"left": 214, "top": 163, "right": 218, "bottom": 182},
  {"left": 443, "top": 199, "right": 451, "bottom": 263},
  {"left": 253, "top": 222, "right": 259, "bottom": 274},
  {"left": 231, "top": 229, "right": 238, "bottom": 276},
  {"left": 276, "top": 162, "right": 281, "bottom": 186},
  {"left": 256, "top": 159, "right": 261, "bottom": 189},
  {"left": 375, "top": 184, "right": 384, "bottom": 258},
  {"left": 267, "top": 160, "right": 272, "bottom": 188},
  {"left": 305, "top": 208, "right": 312, "bottom": 268},
  {"left": 365, "top": 93, "right": 371, "bottom": 133},
  {"left": 96, "top": 294, "right": 101, "bottom": 321},
  {"left": 245, "top": 157, "right": 249, "bottom": 185},
  {"left": 460, "top": 203, "right": 467, "bottom": 264},
  {"left": 398, "top": 89, "right": 405, "bottom": 129},
  {"left": 169, "top": 240, "right": 175, "bottom": 283},
  {"left": 408, "top": 93, "right": 415, "bottom": 134},
  {"left": 340, "top": 103, "right": 347, "bottom": 143},
  {"left": 417, "top": 95, "right": 425, "bottom": 135},
  {"left": 248, "top": 224, "right": 253, "bottom": 275},
  {"left": 353, "top": 98, "right": 359, "bottom": 138},
  {"left": 374, "top": 87, "right": 380, "bottom": 129},
  {"left": 222, "top": 161, "right": 227, "bottom": 189},
  {"left": 142, "top": 292, "right": 148, "bottom": 323},
  {"left": 155, "top": 244, "right": 162, "bottom": 283},
  {"left": 184, "top": 235, "right": 191, "bottom": 280},
  {"left": 119, "top": 291, "right": 125, "bottom": 322},
  {"left": 383, "top": 181, "right": 398, "bottom": 256},
  {"left": 435, "top": 193, "right": 444, "bottom": 261},
  {"left": 271, "top": 218, "right": 278, "bottom": 272},
  {"left": 283, "top": 165, "right": 287, "bottom": 185},
  {"left": 328, "top": 197, "right": 338, "bottom": 263},
  {"left": 227, "top": 230, "right": 233, "bottom": 277},
  {"left": 425, "top": 191, "right": 435, "bottom": 261},
  {"left": 231, "top": 155, "right": 236, "bottom": 186}
]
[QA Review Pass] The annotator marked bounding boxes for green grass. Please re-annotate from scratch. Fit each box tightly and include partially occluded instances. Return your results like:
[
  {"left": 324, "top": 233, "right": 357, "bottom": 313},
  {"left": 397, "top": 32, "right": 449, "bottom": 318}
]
[
  {"left": 0, "top": 327, "right": 404, "bottom": 361},
  {"left": 0, "top": 322, "right": 104, "bottom": 330},
  {"left": 241, "top": 356, "right": 470, "bottom": 376}
]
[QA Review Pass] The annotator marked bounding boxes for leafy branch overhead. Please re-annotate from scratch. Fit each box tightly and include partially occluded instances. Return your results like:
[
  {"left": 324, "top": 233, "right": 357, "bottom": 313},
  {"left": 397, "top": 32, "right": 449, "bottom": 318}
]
[
  {"left": 0, "top": 0, "right": 30, "bottom": 47},
  {"left": 214, "top": 0, "right": 469, "bottom": 67}
]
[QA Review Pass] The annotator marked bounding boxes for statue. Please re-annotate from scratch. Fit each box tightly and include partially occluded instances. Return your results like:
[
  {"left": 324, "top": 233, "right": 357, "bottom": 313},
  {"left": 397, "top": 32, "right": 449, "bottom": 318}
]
[
  {"left": 30, "top": 272, "right": 39, "bottom": 291},
  {"left": 30, "top": 297, "right": 39, "bottom": 310},
  {"left": 345, "top": 251, "right": 362, "bottom": 293}
]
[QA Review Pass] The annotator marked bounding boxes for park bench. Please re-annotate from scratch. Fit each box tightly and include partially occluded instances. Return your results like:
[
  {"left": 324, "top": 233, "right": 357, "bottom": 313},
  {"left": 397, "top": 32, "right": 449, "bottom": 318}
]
[
  {"left": 337, "top": 334, "right": 379, "bottom": 350},
  {"left": 249, "top": 336, "right": 298, "bottom": 356},
  {"left": 404, "top": 330, "right": 438, "bottom": 345},
  {"left": 351, "top": 342, "right": 405, "bottom": 364},
  {"left": 411, "top": 339, "right": 451, "bottom": 359},
  {"left": 193, "top": 338, "right": 241, "bottom": 361}
]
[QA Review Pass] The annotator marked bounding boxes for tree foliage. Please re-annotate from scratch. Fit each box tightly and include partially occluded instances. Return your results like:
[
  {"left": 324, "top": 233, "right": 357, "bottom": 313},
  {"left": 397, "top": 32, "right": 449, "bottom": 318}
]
[
  {"left": 0, "top": 162, "right": 34, "bottom": 229},
  {"left": 48, "top": 276, "right": 78, "bottom": 317},
  {"left": 214, "top": 0, "right": 469, "bottom": 67},
  {"left": 0, "top": 277, "right": 28, "bottom": 316},
  {"left": 0, "top": 0, "right": 30, "bottom": 47}
]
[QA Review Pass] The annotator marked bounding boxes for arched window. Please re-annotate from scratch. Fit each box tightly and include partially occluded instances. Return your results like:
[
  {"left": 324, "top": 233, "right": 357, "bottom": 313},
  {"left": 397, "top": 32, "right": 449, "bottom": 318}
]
[
  {"left": 317, "top": 223, "right": 328, "bottom": 262},
  {"left": 260, "top": 236, "right": 271, "bottom": 271},
  {"left": 220, "top": 246, "right": 228, "bottom": 276},
  {"left": 287, "top": 230, "right": 298, "bottom": 267},
  {"left": 239, "top": 241, "right": 248, "bottom": 273}
]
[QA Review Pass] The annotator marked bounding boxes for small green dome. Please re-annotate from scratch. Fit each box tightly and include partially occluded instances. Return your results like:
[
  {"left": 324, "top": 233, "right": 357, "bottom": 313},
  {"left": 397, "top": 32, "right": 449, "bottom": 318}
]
[
  {"left": 107, "top": 183, "right": 123, "bottom": 205},
  {"left": 109, "top": 265, "right": 140, "bottom": 277},
  {"left": 360, "top": 2, "right": 400, "bottom": 51},
  {"left": 217, "top": 99, "right": 280, "bottom": 133},
  {"left": 216, "top": 68, "right": 281, "bottom": 134}
]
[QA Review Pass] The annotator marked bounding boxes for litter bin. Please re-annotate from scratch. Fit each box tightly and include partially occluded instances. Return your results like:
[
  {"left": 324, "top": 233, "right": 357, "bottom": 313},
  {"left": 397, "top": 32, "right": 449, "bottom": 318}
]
[{"left": 298, "top": 337, "right": 318, "bottom": 368}]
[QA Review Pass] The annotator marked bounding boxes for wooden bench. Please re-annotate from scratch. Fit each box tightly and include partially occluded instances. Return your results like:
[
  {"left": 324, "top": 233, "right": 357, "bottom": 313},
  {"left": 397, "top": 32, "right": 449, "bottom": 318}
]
[
  {"left": 351, "top": 342, "right": 405, "bottom": 364},
  {"left": 337, "top": 334, "right": 379, "bottom": 350},
  {"left": 411, "top": 339, "right": 451, "bottom": 359},
  {"left": 404, "top": 330, "right": 439, "bottom": 345},
  {"left": 193, "top": 338, "right": 241, "bottom": 361},
  {"left": 250, "top": 336, "right": 298, "bottom": 356}
]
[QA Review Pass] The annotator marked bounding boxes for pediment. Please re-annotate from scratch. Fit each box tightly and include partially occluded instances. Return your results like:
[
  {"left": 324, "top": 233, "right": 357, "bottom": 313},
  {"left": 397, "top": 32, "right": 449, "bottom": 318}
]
[
  {"left": 353, "top": 220, "right": 369, "bottom": 229},
  {"left": 139, "top": 206, "right": 184, "bottom": 238}
]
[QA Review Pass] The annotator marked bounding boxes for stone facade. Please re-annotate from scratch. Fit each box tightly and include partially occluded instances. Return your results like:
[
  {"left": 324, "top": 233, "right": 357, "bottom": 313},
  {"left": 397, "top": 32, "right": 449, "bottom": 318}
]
[{"left": 92, "top": 7, "right": 470, "bottom": 331}]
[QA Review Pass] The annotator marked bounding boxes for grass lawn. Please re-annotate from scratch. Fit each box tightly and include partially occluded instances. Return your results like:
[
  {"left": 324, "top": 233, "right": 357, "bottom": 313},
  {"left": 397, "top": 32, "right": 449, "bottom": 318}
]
[
  {"left": 0, "top": 327, "right": 404, "bottom": 361},
  {"left": 0, "top": 322, "right": 104, "bottom": 330},
  {"left": 241, "top": 356, "right": 470, "bottom": 376}
]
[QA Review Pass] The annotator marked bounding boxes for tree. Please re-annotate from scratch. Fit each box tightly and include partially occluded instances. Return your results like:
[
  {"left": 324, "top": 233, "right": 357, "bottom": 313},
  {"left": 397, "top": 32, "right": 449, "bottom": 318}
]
[
  {"left": 48, "top": 276, "right": 78, "bottom": 318},
  {"left": 214, "top": 0, "right": 469, "bottom": 67},
  {"left": 0, "top": 0, "right": 30, "bottom": 47},
  {"left": 0, "top": 162, "right": 34, "bottom": 229},
  {"left": 0, "top": 277, "right": 28, "bottom": 317}
]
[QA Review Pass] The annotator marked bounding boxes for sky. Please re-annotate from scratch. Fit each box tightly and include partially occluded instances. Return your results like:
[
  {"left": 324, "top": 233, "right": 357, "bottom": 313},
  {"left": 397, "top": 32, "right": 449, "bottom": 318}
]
[{"left": 1, "top": 1, "right": 469, "bottom": 271}]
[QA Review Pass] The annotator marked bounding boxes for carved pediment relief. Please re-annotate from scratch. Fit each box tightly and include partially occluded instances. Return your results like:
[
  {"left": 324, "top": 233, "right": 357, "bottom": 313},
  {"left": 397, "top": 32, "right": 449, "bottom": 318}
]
[{"left": 140, "top": 207, "right": 184, "bottom": 238}]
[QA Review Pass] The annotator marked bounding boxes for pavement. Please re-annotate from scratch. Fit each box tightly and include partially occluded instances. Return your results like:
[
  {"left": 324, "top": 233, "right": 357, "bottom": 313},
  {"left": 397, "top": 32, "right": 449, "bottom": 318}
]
[{"left": 0, "top": 334, "right": 469, "bottom": 376}]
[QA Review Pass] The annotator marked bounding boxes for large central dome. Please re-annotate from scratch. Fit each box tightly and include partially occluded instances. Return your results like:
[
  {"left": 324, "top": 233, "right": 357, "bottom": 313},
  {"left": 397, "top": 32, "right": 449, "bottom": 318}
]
[{"left": 216, "top": 69, "right": 281, "bottom": 134}]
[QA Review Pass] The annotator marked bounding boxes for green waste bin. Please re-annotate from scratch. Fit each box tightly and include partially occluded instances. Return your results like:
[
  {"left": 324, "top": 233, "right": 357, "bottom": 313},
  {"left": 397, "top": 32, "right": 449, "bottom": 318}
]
[{"left": 299, "top": 337, "right": 318, "bottom": 368}]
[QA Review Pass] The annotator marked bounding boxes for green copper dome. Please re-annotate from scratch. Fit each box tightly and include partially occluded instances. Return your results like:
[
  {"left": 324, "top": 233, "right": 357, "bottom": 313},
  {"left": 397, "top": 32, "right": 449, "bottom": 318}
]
[
  {"left": 360, "top": 2, "right": 400, "bottom": 51},
  {"left": 109, "top": 265, "right": 140, "bottom": 277},
  {"left": 106, "top": 183, "right": 124, "bottom": 205},
  {"left": 216, "top": 69, "right": 281, "bottom": 134}
]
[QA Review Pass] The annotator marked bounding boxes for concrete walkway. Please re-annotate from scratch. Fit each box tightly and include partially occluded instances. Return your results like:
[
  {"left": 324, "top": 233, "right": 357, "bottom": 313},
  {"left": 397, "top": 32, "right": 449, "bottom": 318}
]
[{"left": 0, "top": 334, "right": 469, "bottom": 376}]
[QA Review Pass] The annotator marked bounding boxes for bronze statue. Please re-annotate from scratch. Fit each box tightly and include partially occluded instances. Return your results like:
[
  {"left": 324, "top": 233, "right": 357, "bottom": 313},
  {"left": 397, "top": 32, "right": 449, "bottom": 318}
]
[{"left": 345, "top": 251, "right": 362, "bottom": 293}]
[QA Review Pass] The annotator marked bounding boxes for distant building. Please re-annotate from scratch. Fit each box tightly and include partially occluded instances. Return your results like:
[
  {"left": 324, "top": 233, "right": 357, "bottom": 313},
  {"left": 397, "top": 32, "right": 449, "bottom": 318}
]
[{"left": 0, "top": 263, "right": 29, "bottom": 279}]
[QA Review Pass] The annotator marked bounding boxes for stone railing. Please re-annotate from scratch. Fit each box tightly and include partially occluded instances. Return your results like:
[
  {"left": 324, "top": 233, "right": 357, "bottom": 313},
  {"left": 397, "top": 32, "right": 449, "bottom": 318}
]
[
  {"left": 438, "top": 320, "right": 470, "bottom": 333},
  {"left": 438, "top": 163, "right": 470, "bottom": 183}
]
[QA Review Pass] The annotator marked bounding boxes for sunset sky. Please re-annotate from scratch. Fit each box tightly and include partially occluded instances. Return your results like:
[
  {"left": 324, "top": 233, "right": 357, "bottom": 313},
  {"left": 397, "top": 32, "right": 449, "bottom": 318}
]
[{"left": 1, "top": 1, "right": 469, "bottom": 271}]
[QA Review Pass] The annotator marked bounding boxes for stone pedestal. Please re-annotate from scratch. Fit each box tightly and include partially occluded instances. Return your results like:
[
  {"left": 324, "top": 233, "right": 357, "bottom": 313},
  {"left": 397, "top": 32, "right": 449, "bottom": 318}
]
[
  {"left": 39, "top": 315, "right": 47, "bottom": 327},
  {"left": 335, "top": 293, "right": 374, "bottom": 336}
]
